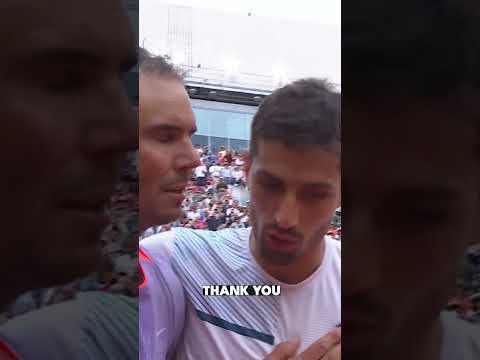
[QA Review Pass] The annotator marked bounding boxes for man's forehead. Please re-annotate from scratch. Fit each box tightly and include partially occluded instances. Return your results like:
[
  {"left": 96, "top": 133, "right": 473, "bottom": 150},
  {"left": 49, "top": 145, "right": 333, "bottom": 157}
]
[
  {"left": 1, "top": 0, "right": 134, "bottom": 63},
  {"left": 346, "top": 117, "right": 478, "bottom": 202},
  {"left": 140, "top": 77, "right": 195, "bottom": 130},
  {"left": 253, "top": 141, "right": 340, "bottom": 187},
  {"left": 255, "top": 140, "right": 340, "bottom": 168}
]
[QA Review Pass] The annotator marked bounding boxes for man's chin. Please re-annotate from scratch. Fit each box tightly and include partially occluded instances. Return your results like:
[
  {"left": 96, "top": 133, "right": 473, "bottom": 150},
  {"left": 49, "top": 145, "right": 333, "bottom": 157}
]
[
  {"left": 150, "top": 207, "right": 183, "bottom": 227},
  {"left": 261, "top": 247, "right": 298, "bottom": 266},
  {"left": 20, "top": 246, "right": 100, "bottom": 292}
]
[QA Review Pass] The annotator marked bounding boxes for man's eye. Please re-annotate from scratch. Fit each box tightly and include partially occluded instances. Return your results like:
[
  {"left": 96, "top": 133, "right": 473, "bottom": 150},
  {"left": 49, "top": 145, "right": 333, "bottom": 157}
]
[
  {"left": 309, "top": 192, "right": 329, "bottom": 200},
  {"left": 258, "top": 180, "right": 282, "bottom": 191},
  {"left": 407, "top": 208, "right": 450, "bottom": 223},
  {"left": 46, "top": 69, "right": 90, "bottom": 92},
  {"left": 156, "top": 133, "right": 177, "bottom": 143},
  {"left": 380, "top": 206, "right": 451, "bottom": 229}
]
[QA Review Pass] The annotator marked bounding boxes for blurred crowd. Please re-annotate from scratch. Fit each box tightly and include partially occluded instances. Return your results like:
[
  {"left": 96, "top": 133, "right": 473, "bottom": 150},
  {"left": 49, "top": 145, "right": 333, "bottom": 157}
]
[
  {"left": 142, "top": 145, "right": 251, "bottom": 237},
  {"left": 447, "top": 243, "right": 480, "bottom": 323}
]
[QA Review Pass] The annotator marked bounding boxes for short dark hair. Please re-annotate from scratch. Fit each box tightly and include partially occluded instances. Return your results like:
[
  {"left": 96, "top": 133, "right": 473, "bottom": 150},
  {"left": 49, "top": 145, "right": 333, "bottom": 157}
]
[
  {"left": 138, "top": 47, "right": 184, "bottom": 81},
  {"left": 249, "top": 78, "right": 340, "bottom": 158}
]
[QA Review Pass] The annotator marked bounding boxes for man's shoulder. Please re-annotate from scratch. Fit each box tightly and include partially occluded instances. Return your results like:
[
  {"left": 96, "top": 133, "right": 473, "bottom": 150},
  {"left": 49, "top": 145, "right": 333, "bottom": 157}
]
[
  {"left": 140, "top": 230, "right": 177, "bottom": 259},
  {"left": 440, "top": 311, "right": 480, "bottom": 360},
  {"left": 325, "top": 235, "right": 341, "bottom": 256},
  {"left": 0, "top": 292, "right": 138, "bottom": 360},
  {"left": 173, "top": 227, "right": 249, "bottom": 253},
  {"left": 324, "top": 236, "right": 341, "bottom": 279},
  {"left": 141, "top": 227, "right": 250, "bottom": 266},
  {"left": 172, "top": 228, "right": 251, "bottom": 273}
]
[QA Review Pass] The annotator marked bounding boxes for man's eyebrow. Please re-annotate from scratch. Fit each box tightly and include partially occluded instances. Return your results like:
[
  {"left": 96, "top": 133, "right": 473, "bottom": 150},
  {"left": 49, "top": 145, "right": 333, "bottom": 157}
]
[
  {"left": 256, "top": 170, "right": 282, "bottom": 181},
  {"left": 256, "top": 169, "right": 334, "bottom": 188},
  {"left": 22, "top": 47, "right": 137, "bottom": 72},
  {"left": 148, "top": 123, "right": 197, "bottom": 135},
  {"left": 387, "top": 185, "right": 461, "bottom": 203},
  {"left": 25, "top": 48, "right": 105, "bottom": 67}
]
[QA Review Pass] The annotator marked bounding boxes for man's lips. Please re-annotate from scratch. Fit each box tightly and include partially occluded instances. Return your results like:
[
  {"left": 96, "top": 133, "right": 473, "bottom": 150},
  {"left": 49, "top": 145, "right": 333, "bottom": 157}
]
[
  {"left": 266, "top": 232, "right": 300, "bottom": 252},
  {"left": 59, "top": 194, "right": 111, "bottom": 211},
  {"left": 342, "top": 311, "right": 380, "bottom": 330},
  {"left": 56, "top": 187, "right": 114, "bottom": 220},
  {"left": 269, "top": 231, "right": 298, "bottom": 243},
  {"left": 58, "top": 199, "right": 111, "bottom": 229},
  {"left": 163, "top": 183, "right": 189, "bottom": 193}
]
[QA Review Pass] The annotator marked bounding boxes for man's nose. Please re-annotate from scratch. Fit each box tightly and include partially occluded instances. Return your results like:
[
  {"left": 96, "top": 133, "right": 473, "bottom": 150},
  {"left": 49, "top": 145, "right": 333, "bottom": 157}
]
[
  {"left": 274, "top": 192, "right": 300, "bottom": 230},
  {"left": 343, "top": 209, "right": 382, "bottom": 293},
  {"left": 83, "top": 81, "right": 138, "bottom": 156},
  {"left": 176, "top": 138, "right": 201, "bottom": 171}
]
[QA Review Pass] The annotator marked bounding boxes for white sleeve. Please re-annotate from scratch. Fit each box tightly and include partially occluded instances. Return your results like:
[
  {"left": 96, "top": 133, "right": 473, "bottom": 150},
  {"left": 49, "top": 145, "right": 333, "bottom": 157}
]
[{"left": 140, "top": 230, "right": 176, "bottom": 259}]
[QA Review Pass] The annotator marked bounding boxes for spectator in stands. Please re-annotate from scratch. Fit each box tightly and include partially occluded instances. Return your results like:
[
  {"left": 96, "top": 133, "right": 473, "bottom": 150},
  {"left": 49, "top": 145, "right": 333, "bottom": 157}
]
[
  {"left": 194, "top": 144, "right": 204, "bottom": 157},
  {"left": 235, "top": 152, "right": 245, "bottom": 167},
  {"left": 232, "top": 165, "right": 245, "bottom": 185},
  {"left": 194, "top": 163, "right": 208, "bottom": 186},
  {"left": 223, "top": 150, "right": 234, "bottom": 165},
  {"left": 186, "top": 204, "right": 200, "bottom": 222},
  {"left": 205, "top": 150, "right": 217, "bottom": 168},
  {"left": 218, "top": 145, "right": 227, "bottom": 161},
  {"left": 206, "top": 211, "right": 222, "bottom": 231},
  {"left": 222, "top": 163, "right": 234, "bottom": 185},
  {"left": 209, "top": 162, "right": 223, "bottom": 180},
  {"left": 216, "top": 178, "right": 228, "bottom": 192}
]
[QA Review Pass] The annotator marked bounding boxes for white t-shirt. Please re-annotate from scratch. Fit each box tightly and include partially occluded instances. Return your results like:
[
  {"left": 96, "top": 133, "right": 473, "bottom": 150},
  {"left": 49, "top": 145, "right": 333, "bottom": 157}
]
[
  {"left": 232, "top": 170, "right": 244, "bottom": 181},
  {"left": 222, "top": 167, "right": 232, "bottom": 178},
  {"left": 194, "top": 165, "right": 207, "bottom": 178},
  {"left": 440, "top": 310, "right": 480, "bottom": 360},
  {"left": 141, "top": 228, "right": 341, "bottom": 360},
  {"left": 226, "top": 207, "right": 240, "bottom": 217},
  {"left": 187, "top": 211, "right": 200, "bottom": 221},
  {"left": 209, "top": 165, "right": 224, "bottom": 178}
]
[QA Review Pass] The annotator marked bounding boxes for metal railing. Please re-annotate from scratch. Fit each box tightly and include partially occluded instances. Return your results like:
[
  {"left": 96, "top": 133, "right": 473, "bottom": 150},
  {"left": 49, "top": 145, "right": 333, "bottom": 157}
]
[{"left": 180, "top": 64, "right": 341, "bottom": 93}]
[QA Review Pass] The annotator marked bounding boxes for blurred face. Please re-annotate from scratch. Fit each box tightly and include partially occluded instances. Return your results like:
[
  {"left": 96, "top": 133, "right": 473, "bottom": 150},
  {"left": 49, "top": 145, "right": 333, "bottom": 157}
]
[
  {"left": 139, "top": 75, "right": 200, "bottom": 230},
  {"left": 343, "top": 97, "right": 478, "bottom": 359},
  {"left": 0, "top": 0, "right": 137, "bottom": 295},
  {"left": 246, "top": 140, "right": 341, "bottom": 270}
]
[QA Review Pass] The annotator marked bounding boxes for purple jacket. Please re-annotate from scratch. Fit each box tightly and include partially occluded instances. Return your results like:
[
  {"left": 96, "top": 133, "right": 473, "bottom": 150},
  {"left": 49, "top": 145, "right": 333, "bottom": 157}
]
[{"left": 139, "top": 246, "right": 185, "bottom": 360}]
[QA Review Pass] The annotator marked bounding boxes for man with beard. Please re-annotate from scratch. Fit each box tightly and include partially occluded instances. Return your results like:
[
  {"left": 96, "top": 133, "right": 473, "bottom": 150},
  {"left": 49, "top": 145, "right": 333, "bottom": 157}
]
[
  {"left": 138, "top": 48, "right": 200, "bottom": 360},
  {"left": 141, "top": 78, "right": 342, "bottom": 359}
]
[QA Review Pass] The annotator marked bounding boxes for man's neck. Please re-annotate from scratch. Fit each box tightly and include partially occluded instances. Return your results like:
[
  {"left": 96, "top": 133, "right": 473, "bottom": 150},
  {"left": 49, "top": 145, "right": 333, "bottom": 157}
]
[
  {"left": 397, "top": 319, "right": 442, "bottom": 360},
  {"left": 1, "top": 288, "right": 22, "bottom": 315},
  {"left": 419, "top": 319, "right": 442, "bottom": 360},
  {"left": 250, "top": 234, "right": 326, "bottom": 284}
]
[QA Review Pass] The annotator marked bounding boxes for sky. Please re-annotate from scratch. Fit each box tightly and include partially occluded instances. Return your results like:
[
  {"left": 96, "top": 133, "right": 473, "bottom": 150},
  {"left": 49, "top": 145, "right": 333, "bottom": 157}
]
[
  {"left": 140, "top": 0, "right": 341, "bottom": 86},
  {"left": 155, "top": 0, "right": 341, "bottom": 25}
]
